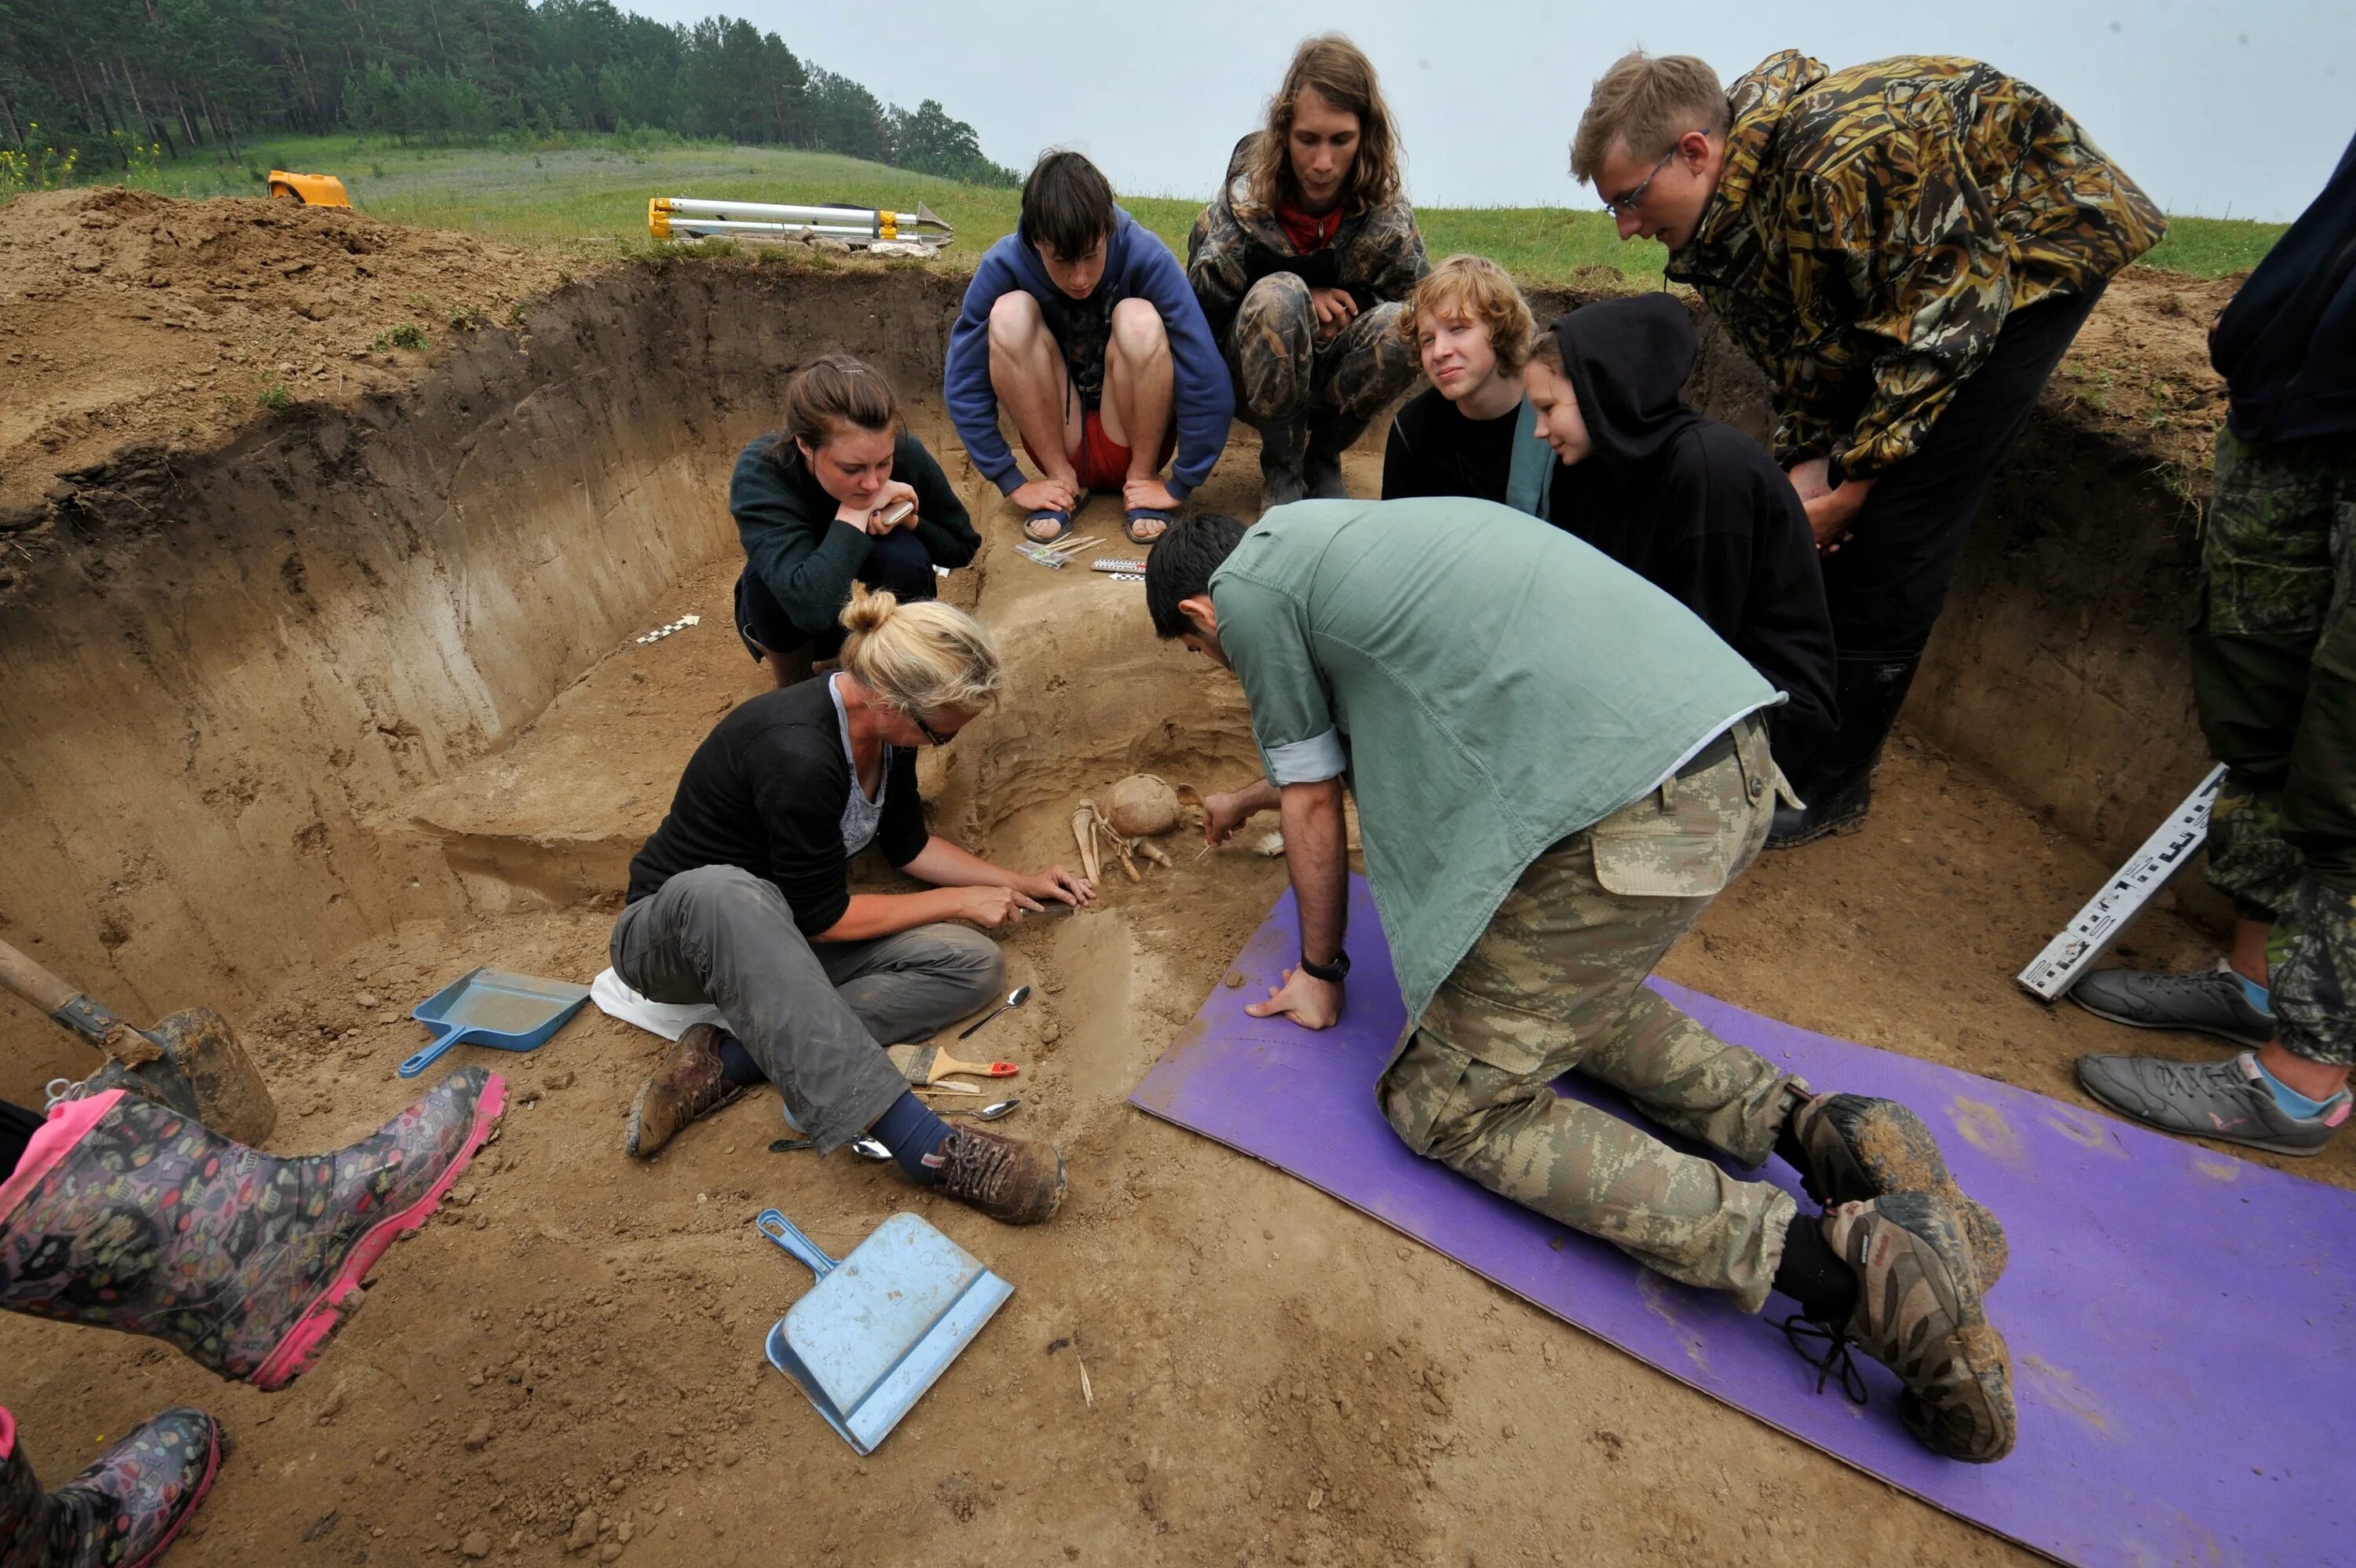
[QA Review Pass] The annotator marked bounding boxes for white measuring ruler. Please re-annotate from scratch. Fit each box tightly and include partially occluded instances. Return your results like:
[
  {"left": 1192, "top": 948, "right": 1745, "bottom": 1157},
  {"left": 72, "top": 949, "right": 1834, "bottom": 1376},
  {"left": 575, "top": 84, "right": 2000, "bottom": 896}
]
[{"left": 2017, "top": 763, "right": 2228, "bottom": 1000}]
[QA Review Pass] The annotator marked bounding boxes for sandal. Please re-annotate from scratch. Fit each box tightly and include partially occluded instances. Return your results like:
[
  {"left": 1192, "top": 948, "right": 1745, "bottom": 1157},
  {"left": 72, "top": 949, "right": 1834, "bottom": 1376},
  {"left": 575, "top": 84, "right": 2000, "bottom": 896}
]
[
  {"left": 1123, "top": 507, "right": 1173, "bottom": 546},
  {"left": 1023, "top": 489, "right": 1088, "bottom": 544}
]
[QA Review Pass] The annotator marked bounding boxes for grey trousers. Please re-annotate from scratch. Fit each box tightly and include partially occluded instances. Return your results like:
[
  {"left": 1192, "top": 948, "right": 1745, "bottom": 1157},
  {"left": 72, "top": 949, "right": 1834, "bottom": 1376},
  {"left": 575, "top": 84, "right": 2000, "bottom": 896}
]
[{"left": 609, "top": 864, "right": 1005, "bottom": 1151}]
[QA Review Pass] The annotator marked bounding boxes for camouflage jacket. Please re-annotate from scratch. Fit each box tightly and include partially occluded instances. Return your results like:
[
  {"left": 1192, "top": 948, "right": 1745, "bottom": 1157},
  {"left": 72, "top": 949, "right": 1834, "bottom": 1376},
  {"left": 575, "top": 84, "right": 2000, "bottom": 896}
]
[
  {"left": 1187, "top": 133, "right": 1430, "bottom": 344},
  {"left": 1667, "top": 52, "right": 2166, "bottom": 477}
]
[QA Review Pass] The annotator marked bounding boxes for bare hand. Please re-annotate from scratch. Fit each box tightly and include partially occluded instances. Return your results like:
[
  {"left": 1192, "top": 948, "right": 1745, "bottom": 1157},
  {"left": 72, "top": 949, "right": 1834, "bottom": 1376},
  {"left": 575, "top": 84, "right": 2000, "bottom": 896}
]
[
  {"left": 1023, "top": 865, "right": 1095, "bottom": 908},
  {"left": 865, "top": 480, "right": 921, "bottom": 535},
  {"left": 1010, "top": 475, "right": 1079, "bottom": 515},
  {"left": 1245, "top": 966, "right": 1343, "bottom": 1030},
  {"left": 1202, "top": 789, "right": 1256, "bottom": 847},
  {"left": 1786, "top": 457, "right": 1833, "bottom": 504},
  {"left": 1308, "top": 287, "right": 1359, "bottom": 343},
  {"left": 1121, "top": 474, "right": 1180, "bottom": 515},
  {"left": 954, "top": 884, "right": 1044, "bottom": 929},
  {"left": 1802, "top": 475, "right": 1873, "bottom": 554}
]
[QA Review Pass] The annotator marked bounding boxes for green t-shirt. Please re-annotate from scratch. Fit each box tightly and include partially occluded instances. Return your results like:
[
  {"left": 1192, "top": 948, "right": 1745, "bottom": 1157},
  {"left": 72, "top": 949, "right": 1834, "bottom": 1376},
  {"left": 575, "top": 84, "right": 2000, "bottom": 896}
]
[{"left": 1210, "top": 497, "right": 1775, "bottom": 1021}]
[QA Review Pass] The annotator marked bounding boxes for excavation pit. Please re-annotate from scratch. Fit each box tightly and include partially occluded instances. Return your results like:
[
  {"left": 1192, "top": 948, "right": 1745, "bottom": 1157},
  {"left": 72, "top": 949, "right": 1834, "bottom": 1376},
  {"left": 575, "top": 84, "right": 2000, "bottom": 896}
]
[{"left": 1, "top": 196, "right": 2336, "bottom": 1566}]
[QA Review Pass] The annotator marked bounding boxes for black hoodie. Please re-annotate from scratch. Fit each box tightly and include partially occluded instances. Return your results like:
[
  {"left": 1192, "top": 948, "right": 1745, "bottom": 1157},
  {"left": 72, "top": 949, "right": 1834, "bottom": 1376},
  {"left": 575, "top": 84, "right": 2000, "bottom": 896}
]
[
  {"left": 2208, "top": 129, "right": 2356, "bottom": 445},
  {"left": 1548, "top": 296, "right": 1837, "bottom": 751}
]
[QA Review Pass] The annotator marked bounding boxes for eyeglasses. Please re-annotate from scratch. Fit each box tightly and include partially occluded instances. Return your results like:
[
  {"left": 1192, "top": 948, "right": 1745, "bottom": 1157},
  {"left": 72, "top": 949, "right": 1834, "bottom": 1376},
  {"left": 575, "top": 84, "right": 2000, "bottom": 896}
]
[
  {"left": 910, "top": 711, "right": 953, "bottom": 747},
  {"left": 1603, "top": 144, "right": 1684, "bottom": 220}
]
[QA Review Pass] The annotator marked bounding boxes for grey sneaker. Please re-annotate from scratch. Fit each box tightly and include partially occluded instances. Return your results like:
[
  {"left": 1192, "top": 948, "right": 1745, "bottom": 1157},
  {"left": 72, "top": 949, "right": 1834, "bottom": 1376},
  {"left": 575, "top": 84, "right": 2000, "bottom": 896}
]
[
  {"left": 1821, "top": 1194, "right": 2016, "bottom": 1463},
  {"left": 2069, "top": 960, "right": 2274, "bottom": 1048},
  {"left": 2076, "top": 1051, "right": 2348, "bottom": 1157}
]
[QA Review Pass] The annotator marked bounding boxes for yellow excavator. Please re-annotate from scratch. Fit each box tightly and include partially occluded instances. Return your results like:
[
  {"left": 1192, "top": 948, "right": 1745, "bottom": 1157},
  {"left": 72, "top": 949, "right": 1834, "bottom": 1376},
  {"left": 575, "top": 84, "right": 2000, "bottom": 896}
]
[{"left": 267, "top": 170, "right": 351, "bottom": 207}]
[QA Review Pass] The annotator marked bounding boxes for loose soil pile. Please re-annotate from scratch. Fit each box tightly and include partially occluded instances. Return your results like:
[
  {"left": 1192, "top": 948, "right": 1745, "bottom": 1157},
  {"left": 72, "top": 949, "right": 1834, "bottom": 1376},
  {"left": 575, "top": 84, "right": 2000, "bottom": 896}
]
[
  {"left": 0, "top": 188, "right": 568, "bottom": 527},
  {"left": 0, "top": 192, "right": 2338, "bottom": 1567}
]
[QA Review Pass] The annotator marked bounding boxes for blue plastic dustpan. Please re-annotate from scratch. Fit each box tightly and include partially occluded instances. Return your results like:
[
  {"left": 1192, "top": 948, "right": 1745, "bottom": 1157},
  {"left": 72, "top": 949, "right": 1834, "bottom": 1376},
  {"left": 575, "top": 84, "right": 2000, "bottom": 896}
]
[
  {"left": 399, "top": 967, "right": 591, "bottom": 1078},
  {"left": 755, "top": 1208, "right": 1013, "bottom": 1455}
]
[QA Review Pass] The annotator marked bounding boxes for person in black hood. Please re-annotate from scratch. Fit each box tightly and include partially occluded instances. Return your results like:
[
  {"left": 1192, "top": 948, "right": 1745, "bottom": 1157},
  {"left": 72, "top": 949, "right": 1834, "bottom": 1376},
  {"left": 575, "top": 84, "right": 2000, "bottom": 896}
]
[{"left": 1522, "top": 295, "right": 1836, "bottom": 757}]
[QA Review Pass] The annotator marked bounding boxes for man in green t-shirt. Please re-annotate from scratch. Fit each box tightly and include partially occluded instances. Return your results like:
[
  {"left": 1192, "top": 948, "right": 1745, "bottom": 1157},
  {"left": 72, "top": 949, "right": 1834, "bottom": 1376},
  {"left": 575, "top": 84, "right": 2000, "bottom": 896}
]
[{"left": 1147, "top": 501, "right": 2018, "bottom": 1462}]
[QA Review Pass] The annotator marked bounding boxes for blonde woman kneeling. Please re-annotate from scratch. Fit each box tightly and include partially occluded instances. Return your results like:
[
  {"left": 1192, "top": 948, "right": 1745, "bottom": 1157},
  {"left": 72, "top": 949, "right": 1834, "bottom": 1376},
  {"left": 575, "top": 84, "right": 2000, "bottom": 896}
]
[{"left": 612, "top": 587, "right": 1088, "bottom": 1224}]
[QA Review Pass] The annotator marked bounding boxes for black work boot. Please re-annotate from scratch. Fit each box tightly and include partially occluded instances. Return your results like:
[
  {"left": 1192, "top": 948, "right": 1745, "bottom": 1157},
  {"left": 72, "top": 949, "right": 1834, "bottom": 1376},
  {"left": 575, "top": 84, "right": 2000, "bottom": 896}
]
[
  {"left": 1303, "top": 409, "right": 1368, "bottom": 499},
  {"left": 1255, "top": 418, "right": 1307, "bottom": 509},
  {"left": 1767, "top": 655, "right": 1921, "bottom": 848}
]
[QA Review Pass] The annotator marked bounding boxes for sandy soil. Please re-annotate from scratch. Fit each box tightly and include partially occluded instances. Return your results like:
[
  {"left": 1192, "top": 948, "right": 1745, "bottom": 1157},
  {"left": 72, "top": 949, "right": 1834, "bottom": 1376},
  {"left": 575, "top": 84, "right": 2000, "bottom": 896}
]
[
  {"left": 0, "top": 188, "right": 568, "bottom": 527},
  {"left": 8, "top": 441, "right": 2343, "bottom": 1568},
  {"left": 0, "top": 194, "right": 2329, "bottom": 1566}
]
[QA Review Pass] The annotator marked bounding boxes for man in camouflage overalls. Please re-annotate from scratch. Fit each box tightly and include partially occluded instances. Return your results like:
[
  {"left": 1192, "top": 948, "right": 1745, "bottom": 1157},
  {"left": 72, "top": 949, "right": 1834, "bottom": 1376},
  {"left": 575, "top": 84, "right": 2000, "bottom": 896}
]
[
  {"left": 1570, "top": 51, "right": 2164, "bottom": 844},
  {"left": 2072, "top": 133, "right": 2356, "bottom": 1153},
  {"left": 1145, "top": 501, "right": 2018, "bottom": 1462}
]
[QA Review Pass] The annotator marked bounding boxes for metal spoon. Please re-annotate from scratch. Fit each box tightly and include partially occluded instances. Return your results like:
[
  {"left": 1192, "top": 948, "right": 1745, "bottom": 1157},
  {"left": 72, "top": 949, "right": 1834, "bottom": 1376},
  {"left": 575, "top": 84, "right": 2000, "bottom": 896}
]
[
  {"left": 941, "top": 1098, "right": 1019, "bottom": 1121},
  {"left": 766, "top": 1135, "right": 902, "bottom": 1157},
  {"left": 957, "top": 983, "right": 1032, "bottom": 1041}
]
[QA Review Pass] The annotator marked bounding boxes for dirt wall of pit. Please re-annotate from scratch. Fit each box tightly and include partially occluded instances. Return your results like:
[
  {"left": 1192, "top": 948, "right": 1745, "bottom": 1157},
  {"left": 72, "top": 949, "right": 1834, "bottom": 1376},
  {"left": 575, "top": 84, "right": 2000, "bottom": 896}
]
[
  {"left": 0, "top": 263, "right": 964, "bottom": 1071},
  {"left": 2, "top": 259, "right": 2219, "bottom": 1093}
]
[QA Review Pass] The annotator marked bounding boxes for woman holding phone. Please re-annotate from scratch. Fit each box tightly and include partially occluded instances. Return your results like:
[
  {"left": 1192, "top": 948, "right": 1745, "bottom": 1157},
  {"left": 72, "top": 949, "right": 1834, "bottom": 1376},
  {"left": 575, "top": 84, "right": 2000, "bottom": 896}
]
[{"left": 731, "top": 354, "right": 982, "bottom": 686}]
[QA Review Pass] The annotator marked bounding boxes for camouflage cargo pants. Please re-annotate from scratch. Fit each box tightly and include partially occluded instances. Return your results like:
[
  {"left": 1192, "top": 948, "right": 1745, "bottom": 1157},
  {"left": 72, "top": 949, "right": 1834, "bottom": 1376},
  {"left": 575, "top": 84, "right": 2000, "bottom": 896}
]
[
  {"left": 1224, "top": 272, "right": 1421, "bottom": 424},
  {"left": 1377, "top": 718, "right": 1805, "bottom": 1312},
  {"left": 2193, "top": 428, "right": 2356, "bottom": 1066}
]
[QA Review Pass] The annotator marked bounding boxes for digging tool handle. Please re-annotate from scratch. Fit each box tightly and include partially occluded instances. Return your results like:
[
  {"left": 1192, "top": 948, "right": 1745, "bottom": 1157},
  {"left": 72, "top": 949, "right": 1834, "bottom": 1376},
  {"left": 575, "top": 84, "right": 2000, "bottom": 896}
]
[
  {"left": 757, "top": 1208, "right": 840, "bottom": 1281},
  {"left": 0, "top": 937, "right": 121, "bottom": 1044}
]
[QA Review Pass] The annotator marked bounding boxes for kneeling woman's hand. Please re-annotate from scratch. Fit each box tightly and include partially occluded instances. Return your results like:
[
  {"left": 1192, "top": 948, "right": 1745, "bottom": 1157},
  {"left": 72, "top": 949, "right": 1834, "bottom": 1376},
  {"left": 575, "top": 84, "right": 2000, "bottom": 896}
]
[{"left": 1023, "top": 864, "right": 1094, "bottom": 910}]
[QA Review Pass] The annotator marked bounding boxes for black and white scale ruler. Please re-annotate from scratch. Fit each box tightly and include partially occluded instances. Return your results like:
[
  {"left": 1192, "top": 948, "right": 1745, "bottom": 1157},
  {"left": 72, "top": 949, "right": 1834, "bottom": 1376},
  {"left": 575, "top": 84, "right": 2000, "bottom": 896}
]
[{"left": 2017, "top": 763, "right": 2229, "bottom": 1000}]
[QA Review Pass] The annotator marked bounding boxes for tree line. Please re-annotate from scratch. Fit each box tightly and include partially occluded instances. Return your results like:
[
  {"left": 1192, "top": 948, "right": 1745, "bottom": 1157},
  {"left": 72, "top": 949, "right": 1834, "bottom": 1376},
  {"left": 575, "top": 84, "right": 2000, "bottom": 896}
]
[{"left": 0, "top": 0, "right": 1018, "bottom": 185}]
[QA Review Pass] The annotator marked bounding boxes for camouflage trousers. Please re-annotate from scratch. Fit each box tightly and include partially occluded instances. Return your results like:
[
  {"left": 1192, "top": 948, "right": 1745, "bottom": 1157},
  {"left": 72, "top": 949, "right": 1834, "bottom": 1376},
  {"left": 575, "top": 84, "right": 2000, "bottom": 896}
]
[
  {"left": 1223, "top": 272, "right": 1421, "bottom": 425},
  {"left": 2193, "top": 428, "right": 2356, "bottom": 1065},
  {"left": 1377, "top": 718, "right": 1806, "bottom": 1312}
]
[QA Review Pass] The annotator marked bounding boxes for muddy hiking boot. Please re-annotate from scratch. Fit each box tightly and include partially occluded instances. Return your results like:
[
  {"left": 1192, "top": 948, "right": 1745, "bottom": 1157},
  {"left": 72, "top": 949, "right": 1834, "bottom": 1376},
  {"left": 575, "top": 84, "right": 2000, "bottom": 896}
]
[
  {"left": 0, "top": 1069, "right": 504, "bottom": 1391},
  {"left": 2076, "top": 1051, "right": 2347, "bottom": 1156},
  {"left": 929, "top": 1125, "right": 1066, "bottom": 1226},
  {"left": 1810, "top": 1194, "right": 2017, "bottom": 1463},
  {"left": 1254, "top": 418, "right": 1307, "bottom": 509},
  {"left": 624, "top": 1022, "right": 745, "bottom": 1159},
  {"left": 0, "top": 1405, "right": 224, "bottom": 1568},
  {"left": 2069, "top": 961, "right": 2276, "bottom": 1049},
  {"left": 1784, "top": 1092, "right": 2008, "bottom": 1288},
  {"left": 1302, "top": 410, "right": 1366, "bottom": 500}
]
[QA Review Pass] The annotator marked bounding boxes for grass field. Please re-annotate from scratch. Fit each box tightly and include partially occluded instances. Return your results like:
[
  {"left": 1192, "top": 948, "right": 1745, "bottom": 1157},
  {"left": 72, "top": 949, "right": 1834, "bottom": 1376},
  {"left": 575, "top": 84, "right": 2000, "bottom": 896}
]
[{"left": 80, "top": 132, "right": 2280, "bottom": 285}]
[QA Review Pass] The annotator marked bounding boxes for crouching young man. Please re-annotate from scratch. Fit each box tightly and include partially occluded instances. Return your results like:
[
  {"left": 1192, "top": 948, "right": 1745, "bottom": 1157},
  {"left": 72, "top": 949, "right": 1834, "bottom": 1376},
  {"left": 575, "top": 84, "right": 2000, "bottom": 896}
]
[
  {"left": 946, "top": 150, "right": 1232, "bottom": 546},
  {"left": 1147, "top": 503, "right": 2018, "bottom": 1460}
]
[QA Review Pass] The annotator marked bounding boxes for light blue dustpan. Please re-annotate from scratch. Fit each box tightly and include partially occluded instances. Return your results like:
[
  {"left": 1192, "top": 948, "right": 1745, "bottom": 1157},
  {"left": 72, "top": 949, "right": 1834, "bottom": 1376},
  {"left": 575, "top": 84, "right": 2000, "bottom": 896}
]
[
  {"left": 755, "top": 1208, "right": 1013, "bottom": 1454},
  {"left": 399, "top": 967, "right": 591, "bottom": 1078}
]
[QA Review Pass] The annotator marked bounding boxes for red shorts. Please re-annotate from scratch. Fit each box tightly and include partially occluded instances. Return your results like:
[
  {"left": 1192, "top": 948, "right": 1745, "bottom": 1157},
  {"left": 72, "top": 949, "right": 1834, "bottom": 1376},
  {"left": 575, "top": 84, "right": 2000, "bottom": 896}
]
[{"left": 1022, "top": 408, "right": 1176, "bottom": 493}]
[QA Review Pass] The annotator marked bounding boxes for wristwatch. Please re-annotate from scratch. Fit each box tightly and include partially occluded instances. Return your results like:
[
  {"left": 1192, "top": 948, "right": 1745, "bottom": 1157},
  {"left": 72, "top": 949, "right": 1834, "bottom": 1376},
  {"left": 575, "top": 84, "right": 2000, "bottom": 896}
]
[{"left": 1299, "top": 949, "right": 1351, "bottom": 985}]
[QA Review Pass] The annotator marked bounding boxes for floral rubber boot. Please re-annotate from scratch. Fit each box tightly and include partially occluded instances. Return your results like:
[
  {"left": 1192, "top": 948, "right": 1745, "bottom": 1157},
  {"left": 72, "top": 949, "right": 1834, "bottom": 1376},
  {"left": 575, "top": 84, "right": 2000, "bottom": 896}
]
[
  {"left": 0, "top": 1405, "right": 223, "bottom": 1568},
  {"left": 0, "top": 1068, "right": 505, "bottom": 1390}
]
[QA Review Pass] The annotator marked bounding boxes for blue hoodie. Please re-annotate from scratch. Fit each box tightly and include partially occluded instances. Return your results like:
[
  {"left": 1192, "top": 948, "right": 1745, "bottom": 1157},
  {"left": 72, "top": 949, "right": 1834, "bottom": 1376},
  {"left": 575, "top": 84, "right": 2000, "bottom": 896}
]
[{"left": 946, "top": 209, "right": 1233, "bottom": 499}]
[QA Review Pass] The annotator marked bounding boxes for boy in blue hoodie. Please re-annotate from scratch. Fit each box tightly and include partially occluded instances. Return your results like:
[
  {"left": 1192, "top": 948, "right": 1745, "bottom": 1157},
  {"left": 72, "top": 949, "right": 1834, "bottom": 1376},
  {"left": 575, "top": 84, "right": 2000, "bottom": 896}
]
[{"left": 946, "top": 151, "right": 1232, "bottom": 546}]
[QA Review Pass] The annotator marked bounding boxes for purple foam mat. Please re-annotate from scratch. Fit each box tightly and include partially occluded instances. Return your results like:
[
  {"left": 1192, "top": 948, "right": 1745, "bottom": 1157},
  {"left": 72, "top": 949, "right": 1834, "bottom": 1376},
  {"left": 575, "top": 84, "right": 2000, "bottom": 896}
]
[{"left": 1132, "top": 879, "right": 2356, "bottom": 1566}]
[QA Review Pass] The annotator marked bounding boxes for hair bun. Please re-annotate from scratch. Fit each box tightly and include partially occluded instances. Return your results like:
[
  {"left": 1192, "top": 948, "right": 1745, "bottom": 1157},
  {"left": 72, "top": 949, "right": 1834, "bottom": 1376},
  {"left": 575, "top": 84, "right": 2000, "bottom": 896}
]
[{"left": 840, "top": 583, "right": 899, "bottom": 636}]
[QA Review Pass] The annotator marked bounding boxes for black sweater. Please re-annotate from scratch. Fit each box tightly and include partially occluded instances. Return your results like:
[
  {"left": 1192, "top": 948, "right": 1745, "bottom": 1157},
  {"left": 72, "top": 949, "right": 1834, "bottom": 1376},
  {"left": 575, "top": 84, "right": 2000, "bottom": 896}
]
[
  {"left": 1381, "top": 387, "right": 1519, "bottom": 506},
  {"left": 1547, "top": 295, "right": 1838, "bottom": 750},
  {"left": 732, "top": 432, "right": 979, "bottom": 643},
  {"left": 626, "top": 679, "right": 925, "bottom": 936},
  {"left": 2210, "top": 129, "right": 2356, "bottom": 445}
]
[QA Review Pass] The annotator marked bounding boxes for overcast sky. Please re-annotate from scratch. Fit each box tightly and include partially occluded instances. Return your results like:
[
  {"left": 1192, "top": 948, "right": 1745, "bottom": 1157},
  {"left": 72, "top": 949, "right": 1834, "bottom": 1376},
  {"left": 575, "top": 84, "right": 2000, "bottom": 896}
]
[{"left": 625, "top": 1, "right": 2351, "bottom": 223}]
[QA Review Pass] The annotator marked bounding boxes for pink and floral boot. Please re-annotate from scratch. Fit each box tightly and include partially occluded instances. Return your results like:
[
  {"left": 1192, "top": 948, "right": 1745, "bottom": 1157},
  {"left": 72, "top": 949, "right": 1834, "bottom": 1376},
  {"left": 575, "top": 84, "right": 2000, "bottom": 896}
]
[
  {"left": 0, "top": 1405, "right": 222, "bottom": 1568},
  {"left": 0, "top": 1068, "right": 505, "bottom": 1390}
]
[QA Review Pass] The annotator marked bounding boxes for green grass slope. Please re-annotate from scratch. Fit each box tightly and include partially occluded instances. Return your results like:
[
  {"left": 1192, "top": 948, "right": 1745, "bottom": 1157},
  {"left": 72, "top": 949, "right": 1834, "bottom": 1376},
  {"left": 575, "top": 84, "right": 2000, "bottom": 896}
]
[{"left": 71, "top": 132, "right": 2283, "bottom": 285}]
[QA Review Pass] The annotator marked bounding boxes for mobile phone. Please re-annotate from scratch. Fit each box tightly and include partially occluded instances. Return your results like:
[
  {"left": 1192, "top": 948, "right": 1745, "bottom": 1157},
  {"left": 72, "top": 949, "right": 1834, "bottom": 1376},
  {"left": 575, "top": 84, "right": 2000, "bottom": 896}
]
[{"left": 876, "top": 499, "right": 915, "bottom": 529}]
